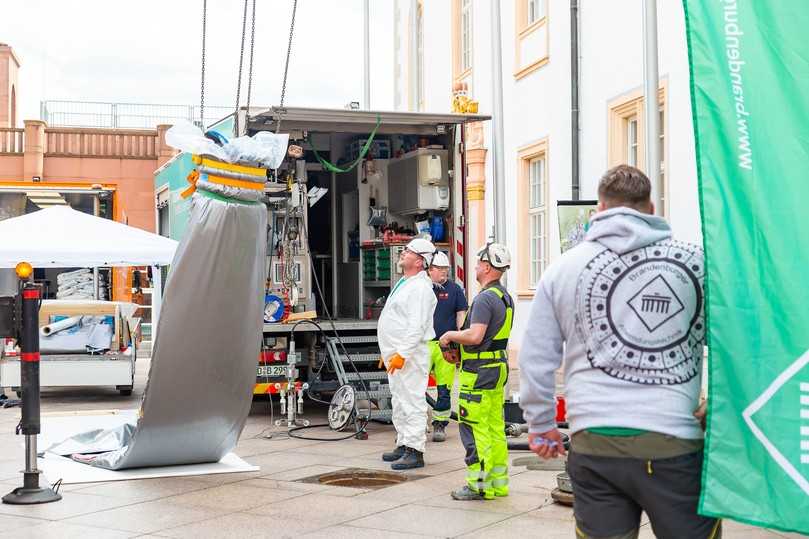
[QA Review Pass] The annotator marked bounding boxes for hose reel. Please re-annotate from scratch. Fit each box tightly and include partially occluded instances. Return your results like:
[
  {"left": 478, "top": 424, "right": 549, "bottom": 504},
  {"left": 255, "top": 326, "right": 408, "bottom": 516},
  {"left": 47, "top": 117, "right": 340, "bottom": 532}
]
[{"left": 327, "top": 384, "right": 356, "bottom": 431}]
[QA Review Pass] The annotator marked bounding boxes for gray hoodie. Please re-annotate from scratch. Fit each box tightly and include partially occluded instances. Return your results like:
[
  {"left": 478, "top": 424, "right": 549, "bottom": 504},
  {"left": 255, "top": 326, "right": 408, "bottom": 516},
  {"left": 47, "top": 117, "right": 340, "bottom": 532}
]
[{"left": 519, "top": 207, "right": 706, "bottom": 439}]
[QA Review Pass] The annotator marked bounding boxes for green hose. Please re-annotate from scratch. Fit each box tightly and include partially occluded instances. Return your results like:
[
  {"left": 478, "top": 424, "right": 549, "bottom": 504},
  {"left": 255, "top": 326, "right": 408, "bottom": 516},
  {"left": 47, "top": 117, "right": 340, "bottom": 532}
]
[{"left": 310, "top": 114, "right": 382, "bottom": 173}]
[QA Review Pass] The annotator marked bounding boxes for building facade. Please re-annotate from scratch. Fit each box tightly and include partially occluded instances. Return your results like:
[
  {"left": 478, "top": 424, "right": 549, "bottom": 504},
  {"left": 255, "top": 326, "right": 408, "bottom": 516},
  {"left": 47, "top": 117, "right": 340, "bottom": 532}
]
[
  {"left": 0, "top": 43, "right": 175, "bottom": 301},
  {"left": 393, "top": 0, "right": 701, "bottom": 360}
]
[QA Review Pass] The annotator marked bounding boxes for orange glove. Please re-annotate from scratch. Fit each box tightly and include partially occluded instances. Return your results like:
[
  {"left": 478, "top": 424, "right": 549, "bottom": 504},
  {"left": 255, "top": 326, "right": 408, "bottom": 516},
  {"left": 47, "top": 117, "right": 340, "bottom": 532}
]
[{"left": 386, "top": 353, "right": 406, "bottom": 375}]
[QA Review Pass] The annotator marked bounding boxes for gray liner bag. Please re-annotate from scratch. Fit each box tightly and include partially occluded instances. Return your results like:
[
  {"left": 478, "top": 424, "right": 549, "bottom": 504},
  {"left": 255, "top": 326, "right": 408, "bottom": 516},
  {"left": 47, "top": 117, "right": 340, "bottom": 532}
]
[{"left": 49, "top": 182, "right": 267, "bottom": 469}]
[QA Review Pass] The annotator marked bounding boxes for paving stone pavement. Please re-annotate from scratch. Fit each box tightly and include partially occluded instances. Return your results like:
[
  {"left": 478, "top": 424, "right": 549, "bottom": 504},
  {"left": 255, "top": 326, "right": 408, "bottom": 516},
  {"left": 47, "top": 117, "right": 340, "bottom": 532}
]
[{"left": 0, "top": 359, "right": 801, "bottom": 538}]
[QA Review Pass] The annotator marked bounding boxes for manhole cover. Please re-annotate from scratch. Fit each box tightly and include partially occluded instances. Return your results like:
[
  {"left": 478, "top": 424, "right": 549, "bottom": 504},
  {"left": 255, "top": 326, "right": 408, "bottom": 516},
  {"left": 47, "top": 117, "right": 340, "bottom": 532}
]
[{"left": 297, "top": 467, "right": 426, "bottom": 490}]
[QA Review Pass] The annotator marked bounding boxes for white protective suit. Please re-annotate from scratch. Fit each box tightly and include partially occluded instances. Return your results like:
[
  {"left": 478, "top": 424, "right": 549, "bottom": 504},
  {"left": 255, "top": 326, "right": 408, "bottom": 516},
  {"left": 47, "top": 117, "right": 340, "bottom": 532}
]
[{"left": 377, "top": 271, "right": 437, "bottom": 453}]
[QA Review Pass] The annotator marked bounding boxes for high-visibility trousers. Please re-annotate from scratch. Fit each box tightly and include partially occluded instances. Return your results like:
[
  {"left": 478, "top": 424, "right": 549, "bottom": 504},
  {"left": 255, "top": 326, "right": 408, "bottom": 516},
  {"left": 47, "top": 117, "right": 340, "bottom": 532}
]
[
  {"left": 428, "top": 340, "right": 456, "bottom": 425},
  {"left": 457, "top": 357, "right": 509, "bottom": 499}
]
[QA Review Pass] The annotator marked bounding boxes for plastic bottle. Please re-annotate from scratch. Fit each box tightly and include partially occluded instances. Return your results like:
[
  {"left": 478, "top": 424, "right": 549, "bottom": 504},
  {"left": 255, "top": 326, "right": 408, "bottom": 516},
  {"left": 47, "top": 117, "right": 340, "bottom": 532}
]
[{"left": 430, "top": 216, "right": 445, "bottom": 242}]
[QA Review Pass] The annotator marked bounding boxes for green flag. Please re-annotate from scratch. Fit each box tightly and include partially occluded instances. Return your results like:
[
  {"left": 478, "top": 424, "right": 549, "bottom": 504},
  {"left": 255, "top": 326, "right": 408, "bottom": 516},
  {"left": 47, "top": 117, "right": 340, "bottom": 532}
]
[{"left": 684, "top": 0, "right": 809, "bottom": 533}]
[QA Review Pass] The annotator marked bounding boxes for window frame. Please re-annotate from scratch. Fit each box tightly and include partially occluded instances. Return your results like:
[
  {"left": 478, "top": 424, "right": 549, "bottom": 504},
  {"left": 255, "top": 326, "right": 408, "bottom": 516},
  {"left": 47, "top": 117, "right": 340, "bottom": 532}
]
[
  {"left": 514, "top": 0, "right": 549, "bottom": 80},
  {"left": 627, "top": 116, "right": 639, "bottom": 167},
  {"left": 461, "top": 0, "right": 473, "bottom": 73},
  {"left": 452, "top": 0, "right": 473, "bottom": 90},
  {"left": 528, "top": 156, "right": 547, "bottom": 287},
  {"left": 155, "top": 185, "right": 170, "bottom": 238},
  {"left": 517, "top": 138, "right": 549, "bottom": 297},
  {"left": 608, "top": 86, "right": 668, "bottom": 215},
  {"left": 528, "top": 0, "right": 544, "bottom": 24}
]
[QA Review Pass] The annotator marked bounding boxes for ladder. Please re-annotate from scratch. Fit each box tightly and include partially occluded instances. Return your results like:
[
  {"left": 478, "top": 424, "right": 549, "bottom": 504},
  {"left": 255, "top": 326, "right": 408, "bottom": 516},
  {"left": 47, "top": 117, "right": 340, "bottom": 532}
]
[{"left": 325, "top": 335, "right": 393, "bottom": 423}]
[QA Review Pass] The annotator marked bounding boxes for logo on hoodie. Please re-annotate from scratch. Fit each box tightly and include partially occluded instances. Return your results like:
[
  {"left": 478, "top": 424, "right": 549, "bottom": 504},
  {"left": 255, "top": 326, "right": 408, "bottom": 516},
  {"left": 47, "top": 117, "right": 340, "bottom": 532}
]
[{"left": 576, "top": 240, "right": 705, "bottom": 385}]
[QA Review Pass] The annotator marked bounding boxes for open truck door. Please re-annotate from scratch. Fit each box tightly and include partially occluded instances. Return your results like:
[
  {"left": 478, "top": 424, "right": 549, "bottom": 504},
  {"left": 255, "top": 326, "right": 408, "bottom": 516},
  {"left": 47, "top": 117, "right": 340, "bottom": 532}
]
[{"left": 244, "top": 106, "right": 489, "bottom": 315}]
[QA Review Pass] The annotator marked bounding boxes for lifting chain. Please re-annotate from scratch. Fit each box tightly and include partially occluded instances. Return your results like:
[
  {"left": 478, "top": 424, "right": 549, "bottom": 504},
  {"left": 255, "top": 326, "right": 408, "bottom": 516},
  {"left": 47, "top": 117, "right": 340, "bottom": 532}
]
[
  {"left": 234, "top": 0, "right": 250, "bottom": 135},
  {"left": 199, "top": 0, "right": 207, "bottom": 127},
  {"left": 275, "top": 0, "right": 298, "bottom": 134},
  {"left": 245, "top": 0, "right": 257, "bottom": 117}
]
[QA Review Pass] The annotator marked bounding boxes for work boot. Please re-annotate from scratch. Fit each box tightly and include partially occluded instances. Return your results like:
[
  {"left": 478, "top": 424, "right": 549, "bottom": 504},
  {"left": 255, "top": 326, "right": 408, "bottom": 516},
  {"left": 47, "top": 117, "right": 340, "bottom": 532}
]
[
  {"left": 432, "top": 423, "right": 447, "bottom": 442},
  {"left": 451, "top": 485, "right": 487, "bottom": 501},
  {"left": 391, "top": 447, "right": 424, "bottom": 470},
  {"left": 382, "top": 445, "right": 406, "bottom": 462}
]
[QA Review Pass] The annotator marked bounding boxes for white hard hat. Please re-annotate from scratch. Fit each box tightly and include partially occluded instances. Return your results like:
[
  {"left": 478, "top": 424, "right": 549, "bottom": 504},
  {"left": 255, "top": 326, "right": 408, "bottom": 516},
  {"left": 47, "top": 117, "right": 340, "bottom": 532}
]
[
  {"left": 405, "top": 237, "right": 437, "bottom": 266},
  {"left": 477, "top": 242, "right": 511, "bottom": 269},
  {"left": 431, "top": 251, "right": 450, "bottom": 268}
]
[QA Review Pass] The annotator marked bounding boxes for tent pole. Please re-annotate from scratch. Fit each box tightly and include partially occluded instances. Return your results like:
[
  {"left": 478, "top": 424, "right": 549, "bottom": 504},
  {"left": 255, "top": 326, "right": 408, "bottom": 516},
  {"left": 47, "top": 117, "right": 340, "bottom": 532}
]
[
  {"left": 93, "top": 268, "right": 99, "bottom": 300},
  {"left": 151, "top": 265, "right": 162, "bottom": 341}
]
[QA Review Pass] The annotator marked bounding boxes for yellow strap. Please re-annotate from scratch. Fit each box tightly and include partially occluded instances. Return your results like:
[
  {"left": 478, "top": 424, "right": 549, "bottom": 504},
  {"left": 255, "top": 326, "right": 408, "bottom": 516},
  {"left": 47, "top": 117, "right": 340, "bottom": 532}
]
[
  {"left": 191, "top": 154, "right": 267, "bottom": 177},
  {"left": 181, "top": 170, "right": 264, "bottom": 199}
]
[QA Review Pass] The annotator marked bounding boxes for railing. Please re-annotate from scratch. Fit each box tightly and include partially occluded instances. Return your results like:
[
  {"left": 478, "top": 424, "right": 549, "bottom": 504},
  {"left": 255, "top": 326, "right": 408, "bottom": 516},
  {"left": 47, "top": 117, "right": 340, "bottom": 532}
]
[
  {"left": 0, "top": 127, "right": 24, "bottom": 154},
  {"left": 41, "top": 100, "right": 232, "bottom": 129},
  {"left": 45, "top": 128, "right": 158, "bottom": 159}
]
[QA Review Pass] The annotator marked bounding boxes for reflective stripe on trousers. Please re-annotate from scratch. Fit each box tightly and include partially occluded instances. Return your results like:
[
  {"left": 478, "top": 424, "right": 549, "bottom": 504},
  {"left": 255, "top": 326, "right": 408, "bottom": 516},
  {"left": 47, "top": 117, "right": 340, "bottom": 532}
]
[{"left": 466, "top": 470, "right": 492, "bottom": 492}]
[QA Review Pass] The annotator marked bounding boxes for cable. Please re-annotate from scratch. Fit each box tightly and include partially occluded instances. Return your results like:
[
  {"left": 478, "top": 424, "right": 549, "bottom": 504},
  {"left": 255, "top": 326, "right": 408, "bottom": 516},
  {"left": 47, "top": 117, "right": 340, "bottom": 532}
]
[
  {"left": 298, "top": 216, "right": 374, "bottom": 415},
  {"left": 199, "top": 0, "right": 207, "bottom": 126},
  {"left": 290, "top": 318, "right": 371, "bottom": 424},
  {"left": 252, "top": 344, "right": 279, "bottom": 440},
  {"left": 277, "top": 247, "right": 377, "bottom": 441},
  {"left": 287, "top": 422, "right": 361, "bottom": 442},
  {"left": 245, "top": 0, "right": 256, "bottom": 115},
  {"left": 233, "top": 0, "right": 249, "bottom": 135},
  {"left": 275, "top": 0, "right": 299, "bottom": 134},
  {"left": 282, "top": 320, "right": 368, "bottom": 442}
]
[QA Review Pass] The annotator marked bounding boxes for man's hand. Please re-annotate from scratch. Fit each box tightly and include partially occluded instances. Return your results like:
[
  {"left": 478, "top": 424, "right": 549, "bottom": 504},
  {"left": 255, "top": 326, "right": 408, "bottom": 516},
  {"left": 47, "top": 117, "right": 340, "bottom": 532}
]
[
  {"left": 693, "top": 400, "right": 707, "bottom": 431},
  {"left": 528, "top": 429, "right": 566, "bottom": 459},
  {"left": 439, "top": 332, "right": 454, "bottom": 348},
  {"left": 387, "top": 353, "right": 406, "bottom": 375},
  {"left": 442, "top": 348, "right": 460, "bottom": 364}
]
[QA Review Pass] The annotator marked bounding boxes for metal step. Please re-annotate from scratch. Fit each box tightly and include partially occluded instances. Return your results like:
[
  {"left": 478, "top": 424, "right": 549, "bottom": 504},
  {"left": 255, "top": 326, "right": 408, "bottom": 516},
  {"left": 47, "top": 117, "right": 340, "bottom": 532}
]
[
  {"left": 355, "top": 388, "right": 392, "bottom": 400},
  {"left": 335, "top": 353, "right": 380, "bottom": 363},
  {"left": 328, "top": 335, "right": 378, "bottom": 345},
  {"left": 344, "top": 371, "right": 388, "bottom": 382},
  {"left": 358, "top": 408, "right": 393, "bottom": 422}
]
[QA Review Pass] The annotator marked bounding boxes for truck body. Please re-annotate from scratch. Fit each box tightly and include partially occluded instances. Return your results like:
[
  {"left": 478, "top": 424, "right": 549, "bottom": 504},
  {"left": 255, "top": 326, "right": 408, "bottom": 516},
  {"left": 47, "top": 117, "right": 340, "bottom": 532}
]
[{"left": 154, "top": 106, "right": 489, "bottom": 398}]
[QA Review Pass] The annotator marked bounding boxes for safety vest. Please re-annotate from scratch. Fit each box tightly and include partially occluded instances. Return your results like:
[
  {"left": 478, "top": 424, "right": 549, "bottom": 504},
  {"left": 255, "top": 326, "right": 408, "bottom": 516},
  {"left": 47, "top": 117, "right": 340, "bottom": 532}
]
[{"left": 460, "top": 285, "right": 514, "bottom": 361}]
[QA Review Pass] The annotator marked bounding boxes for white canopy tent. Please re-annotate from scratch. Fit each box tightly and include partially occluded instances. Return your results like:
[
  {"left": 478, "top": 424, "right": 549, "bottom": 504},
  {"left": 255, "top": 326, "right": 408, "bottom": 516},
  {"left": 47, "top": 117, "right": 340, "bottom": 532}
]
[{"left": 0, "top": 206, "right": 178, "bottom": 331}]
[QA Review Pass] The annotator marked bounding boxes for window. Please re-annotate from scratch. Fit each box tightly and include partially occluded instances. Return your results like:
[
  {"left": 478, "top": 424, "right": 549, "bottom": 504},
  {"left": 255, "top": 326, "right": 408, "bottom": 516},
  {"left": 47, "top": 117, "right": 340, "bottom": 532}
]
[
  {"left": 515, "top": 0, "right": 549, "bottom": 79},
  {"left": 528, "top": 157, "right": 547, "bottom": 286},
  {"left": 461, "top": 0, "right": 472, "bottom": 73},
  {"left": 517, "top": 139, "right": 549, "bottom": 296},
  {"left": 416, "top": 2, "right": 424, "bottom": 110},
  {"left": 452, "top": 0, "right": 473, "bottom": 95},
  {"left": 658, "top": 107, "right": 665, "bottom": 180},
  {"left": 627, "top": 117, "right": 639, "bottom": 166},
  {"left": 156, "top": 187, "right": 170, "bottom": 237},
  {"left": 158, "top": 205, "right": 169, "bottom": 238},
  {"left": 528, "top": 0, "right": 545, "bottom": 24},
  {"left": 608, "top": 86, "right": 668, "bottom": 213}
]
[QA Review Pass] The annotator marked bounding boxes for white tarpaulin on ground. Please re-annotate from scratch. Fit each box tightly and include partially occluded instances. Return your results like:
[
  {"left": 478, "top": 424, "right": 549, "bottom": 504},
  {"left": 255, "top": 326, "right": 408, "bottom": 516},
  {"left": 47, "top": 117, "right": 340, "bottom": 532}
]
[
  {"left": 38, "top": 411, "right": 258, "bottom": 484},
  {"left": 0, "top": 206, "right": 178, "bottom": 268}
]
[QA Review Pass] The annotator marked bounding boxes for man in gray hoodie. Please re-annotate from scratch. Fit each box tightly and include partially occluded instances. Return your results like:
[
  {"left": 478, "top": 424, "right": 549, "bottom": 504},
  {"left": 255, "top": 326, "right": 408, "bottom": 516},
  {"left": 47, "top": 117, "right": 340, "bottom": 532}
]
[{"left": 519, "top": 165, "right": 720, "bottom": 538}]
